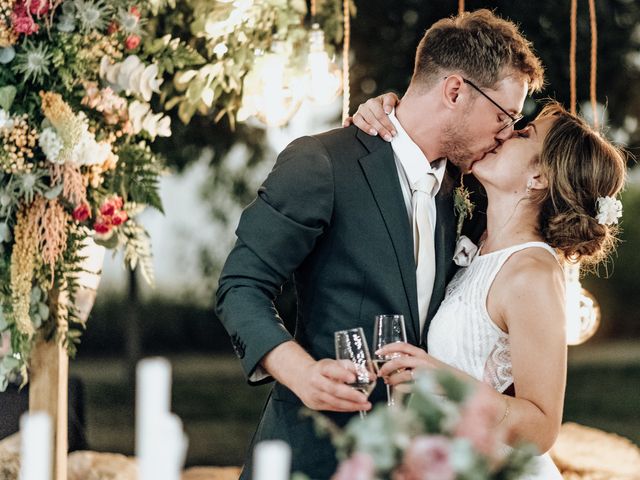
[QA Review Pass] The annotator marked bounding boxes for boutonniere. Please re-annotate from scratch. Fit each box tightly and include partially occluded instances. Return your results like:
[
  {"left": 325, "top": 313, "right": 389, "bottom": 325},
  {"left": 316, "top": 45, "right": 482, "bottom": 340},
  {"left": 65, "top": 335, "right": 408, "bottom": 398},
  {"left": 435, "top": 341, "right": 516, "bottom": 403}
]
[{"left": 453, "top": 175, "right": 475, "bottom": 240}]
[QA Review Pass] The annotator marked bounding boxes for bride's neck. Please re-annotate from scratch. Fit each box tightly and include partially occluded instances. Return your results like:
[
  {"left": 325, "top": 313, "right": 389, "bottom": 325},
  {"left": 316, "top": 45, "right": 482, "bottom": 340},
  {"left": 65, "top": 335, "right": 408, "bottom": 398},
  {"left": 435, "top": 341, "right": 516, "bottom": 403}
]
[{"left": 482, "top": 191, "right": 542, "bottom": 253}]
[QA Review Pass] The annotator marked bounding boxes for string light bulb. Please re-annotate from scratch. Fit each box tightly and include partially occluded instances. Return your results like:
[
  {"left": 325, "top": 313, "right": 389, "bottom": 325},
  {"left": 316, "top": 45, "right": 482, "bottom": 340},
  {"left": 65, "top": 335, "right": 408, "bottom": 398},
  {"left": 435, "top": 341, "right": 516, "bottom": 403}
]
[
  {"left": 238, "top": 42, "right": 305, "bottom": 127},
  {"left": 306, "top": 23, "right": 342, "bottom": 105}
]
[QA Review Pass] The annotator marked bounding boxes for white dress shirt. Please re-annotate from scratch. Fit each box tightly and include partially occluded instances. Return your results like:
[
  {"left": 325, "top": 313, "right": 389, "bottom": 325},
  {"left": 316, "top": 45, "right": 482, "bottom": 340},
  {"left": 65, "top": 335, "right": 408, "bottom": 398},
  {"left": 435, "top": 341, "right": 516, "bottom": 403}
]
[{"left": 388, "top": 110, "right": 446, "bottom": 232}]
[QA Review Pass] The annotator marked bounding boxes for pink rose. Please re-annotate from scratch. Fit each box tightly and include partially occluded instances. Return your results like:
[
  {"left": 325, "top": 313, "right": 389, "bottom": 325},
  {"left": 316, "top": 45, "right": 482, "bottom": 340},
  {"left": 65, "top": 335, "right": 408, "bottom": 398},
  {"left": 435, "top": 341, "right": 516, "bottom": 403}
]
[
  {"left": 111, "top": 210, "right": 128, "bottom": 226},
  {"left": 399, "top": 436, "right": 455, "bottom": 480},
  {"left": 73, "top": 202, "right": 91, "bottom": 222},
  {"left": 125, "top": 35, "right": 141, "bottom": 50},
  {"left": 100, "top": 201, "right": 116, "bottom": 217},
  {"left": 331, "top": 453, "right": 375, "bottom": 480},
  {"left": 455, "top": 387, "right": 501, "bottom": 457},
  {"left": 113, "top": 196, "right": 124, "bottom": 209},
  {"left": 11, "top": 13, "right": 39, "bottom": 35},
  {"left": 93, "top": 217, "right": 112, "bottom": 234}
]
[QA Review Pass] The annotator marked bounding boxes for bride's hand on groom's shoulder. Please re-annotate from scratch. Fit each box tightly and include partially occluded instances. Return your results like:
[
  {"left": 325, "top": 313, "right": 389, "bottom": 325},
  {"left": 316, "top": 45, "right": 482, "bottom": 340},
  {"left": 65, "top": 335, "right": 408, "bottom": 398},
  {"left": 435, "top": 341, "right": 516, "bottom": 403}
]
[
  {"left": 343, "top": 92, "right": 400, "bottom": 142},
  {"left": 376, "top": 343, "right": 448, "bottom": 387}
]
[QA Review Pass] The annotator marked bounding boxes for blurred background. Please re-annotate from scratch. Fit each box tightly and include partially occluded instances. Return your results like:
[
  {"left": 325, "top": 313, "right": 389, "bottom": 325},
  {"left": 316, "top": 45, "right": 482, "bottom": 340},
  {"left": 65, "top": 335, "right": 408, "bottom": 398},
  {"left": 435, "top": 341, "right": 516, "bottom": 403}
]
[{"left": 13, "top": 0, "right": 639, "bottom": 468}]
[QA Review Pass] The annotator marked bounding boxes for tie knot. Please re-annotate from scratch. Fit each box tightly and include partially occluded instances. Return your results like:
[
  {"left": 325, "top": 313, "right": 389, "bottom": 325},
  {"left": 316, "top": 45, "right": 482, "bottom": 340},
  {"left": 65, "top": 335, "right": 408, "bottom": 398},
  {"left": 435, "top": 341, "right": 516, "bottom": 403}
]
[{"left": 412, "top": 173, "right": 437, "bottom": 196}]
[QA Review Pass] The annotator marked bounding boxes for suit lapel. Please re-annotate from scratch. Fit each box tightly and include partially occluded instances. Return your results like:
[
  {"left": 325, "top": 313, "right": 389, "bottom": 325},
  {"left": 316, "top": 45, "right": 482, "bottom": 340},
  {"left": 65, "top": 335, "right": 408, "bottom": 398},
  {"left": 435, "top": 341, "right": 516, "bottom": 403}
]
[
  {"left": 422, "top": 170, "right": 457, "bottom": 345},
  {"left": 356, "top": 131, "right": 420, "bottom": 342}
]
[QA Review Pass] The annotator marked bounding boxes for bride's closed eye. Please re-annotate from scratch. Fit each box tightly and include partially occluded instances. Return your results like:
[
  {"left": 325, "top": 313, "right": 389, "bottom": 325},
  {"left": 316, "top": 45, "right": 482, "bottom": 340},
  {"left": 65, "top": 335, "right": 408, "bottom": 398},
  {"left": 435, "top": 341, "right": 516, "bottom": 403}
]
[{"left": 516, "top": 129, "right": 530, "bottom": 138}]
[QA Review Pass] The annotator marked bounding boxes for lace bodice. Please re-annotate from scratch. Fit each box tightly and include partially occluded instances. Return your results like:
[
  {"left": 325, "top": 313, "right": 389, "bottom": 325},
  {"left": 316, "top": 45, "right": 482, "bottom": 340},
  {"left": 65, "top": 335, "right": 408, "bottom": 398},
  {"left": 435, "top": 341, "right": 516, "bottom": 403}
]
[{"left": 427, "top": 241, "right": 558, "bottom": 393}]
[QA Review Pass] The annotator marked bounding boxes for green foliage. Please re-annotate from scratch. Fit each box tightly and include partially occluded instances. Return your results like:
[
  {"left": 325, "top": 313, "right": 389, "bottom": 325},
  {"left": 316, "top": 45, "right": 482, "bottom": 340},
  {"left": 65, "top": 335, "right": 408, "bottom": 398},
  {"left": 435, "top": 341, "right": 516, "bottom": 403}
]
[{"left": 108, "top": 142, "right": 164, "bottom": 213}]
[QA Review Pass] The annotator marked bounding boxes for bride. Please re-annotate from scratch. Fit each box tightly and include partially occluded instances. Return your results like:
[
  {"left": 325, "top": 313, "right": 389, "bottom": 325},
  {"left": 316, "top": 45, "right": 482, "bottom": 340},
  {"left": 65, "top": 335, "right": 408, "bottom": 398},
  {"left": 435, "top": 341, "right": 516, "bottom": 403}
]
[{"left": 351, "top": 97, "right": 626, "bottom": 478}]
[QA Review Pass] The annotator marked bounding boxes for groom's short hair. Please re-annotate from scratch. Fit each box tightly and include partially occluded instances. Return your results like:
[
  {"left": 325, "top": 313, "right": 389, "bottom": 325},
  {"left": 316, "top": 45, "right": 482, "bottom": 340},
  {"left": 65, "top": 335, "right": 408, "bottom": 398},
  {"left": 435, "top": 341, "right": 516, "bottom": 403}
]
[{"left": 412, "top": 9, "right": 544, "bottom": 93}]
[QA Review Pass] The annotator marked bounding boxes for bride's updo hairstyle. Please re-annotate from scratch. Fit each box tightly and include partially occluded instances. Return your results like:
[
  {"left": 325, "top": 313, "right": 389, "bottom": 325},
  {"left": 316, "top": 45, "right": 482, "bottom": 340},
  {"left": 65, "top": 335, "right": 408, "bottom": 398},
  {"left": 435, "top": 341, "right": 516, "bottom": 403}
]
[{"left": 531, "top": 102, "right": 626, "bottom": 265}]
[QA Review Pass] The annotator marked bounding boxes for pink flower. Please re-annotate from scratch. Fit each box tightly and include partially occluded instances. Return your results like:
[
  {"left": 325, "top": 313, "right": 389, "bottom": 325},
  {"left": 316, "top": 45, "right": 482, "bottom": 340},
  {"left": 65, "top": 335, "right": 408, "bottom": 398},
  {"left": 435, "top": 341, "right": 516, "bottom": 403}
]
[
  {"left": 28, "top": 0, "right": 50, "bottom": 16},
  {"left": 0, "top": 331, "right": 11, "bottom": 357},
  {"left": 130, "top": 6, "right": 141, "bottom": 19},
  {"left": 100, "top": 200, "right": 116, "bottom": 217},
  {"left": 112, "top": 196, "right": 124, "bottom": 209},
  {"left": 455, "top": 387, "right": 501, "bottom": 457},
  {"left": 111, "top": 210, "right": 128, "bottom": 226},
  {"left": 73, "top": 202, "right": 91, "bottom": 222},
  {"left": 125, "top": 35, "right": 141, "bottom": 50},
  {"left": 107, "top": 21, "right": 119, "bottom": 34},
  {"left": 399, "top": 436, "right": 455, "bottom": 480},
  {"left": 331, "top": 453, "right": 375, "bottom": 480},
  {"left": 11, "top": 12, "right": 39, "bottom": 35},
  {"left": 93, "top": 217, "right": 112, "bottom": 234}
]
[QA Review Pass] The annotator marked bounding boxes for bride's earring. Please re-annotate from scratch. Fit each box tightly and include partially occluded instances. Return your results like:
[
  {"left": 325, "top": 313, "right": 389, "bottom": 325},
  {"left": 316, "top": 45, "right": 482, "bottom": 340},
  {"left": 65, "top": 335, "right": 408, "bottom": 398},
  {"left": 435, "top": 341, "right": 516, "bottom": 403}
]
[{"left": 526, "top": 179, "right": 533, "bottom": 196}]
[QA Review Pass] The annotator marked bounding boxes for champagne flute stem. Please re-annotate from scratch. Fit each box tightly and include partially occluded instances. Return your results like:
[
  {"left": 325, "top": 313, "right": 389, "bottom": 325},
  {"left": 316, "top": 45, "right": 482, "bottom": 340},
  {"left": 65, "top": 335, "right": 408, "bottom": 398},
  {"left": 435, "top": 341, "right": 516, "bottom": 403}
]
[
  {"left": 359, "top": 410, "right": 366, "bottom": 419},
  {"left": 386, "top": 384, "right": 394, "bottom": 407}
]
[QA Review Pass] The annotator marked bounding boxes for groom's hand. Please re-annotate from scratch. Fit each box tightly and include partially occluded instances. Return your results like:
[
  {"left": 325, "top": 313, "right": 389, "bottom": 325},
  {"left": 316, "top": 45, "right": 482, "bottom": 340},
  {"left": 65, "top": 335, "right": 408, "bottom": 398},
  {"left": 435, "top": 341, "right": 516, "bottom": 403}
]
[
  {"left": 294, "top": 359, "right": 372, "bottom": 412},
  {"left": 261, "top": 341, "right": 372, "bottom": 413},
  {"left": 343, "top": 92, "right": 400, "bottom": 142}
]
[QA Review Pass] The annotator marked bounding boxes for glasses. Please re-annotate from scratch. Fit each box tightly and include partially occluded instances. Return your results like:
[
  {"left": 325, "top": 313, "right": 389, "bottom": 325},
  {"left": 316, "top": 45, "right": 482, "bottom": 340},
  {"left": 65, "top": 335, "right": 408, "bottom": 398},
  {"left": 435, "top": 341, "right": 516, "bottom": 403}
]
[{"left": 462, "top": 78, "right": 523, "bottom": 132}]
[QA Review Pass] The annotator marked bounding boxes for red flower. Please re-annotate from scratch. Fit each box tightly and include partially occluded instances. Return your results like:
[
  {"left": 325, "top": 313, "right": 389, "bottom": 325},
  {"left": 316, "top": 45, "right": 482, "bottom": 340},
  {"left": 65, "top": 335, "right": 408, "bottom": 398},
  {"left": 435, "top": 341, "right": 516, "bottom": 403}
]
[
  {"left": 11, "top": 13, "right": 39, "bottom": 35},
  {"left": 111, "top": 210, "right": 128, "bottom": 226},
  {"left": 73, "top": 203, "right": 91, "bottom": 222},
  {"left": 93, "top": 217, "right": 112, "bottom": 234},
  {"left": 130, "top": 6, "right": 141, "bottom": 19},
  {"left": 107, "top": 21, "right": 119, "bottom": 34},
  {"left": 125, "top": 35, "right": 141, "bottom": 50},
  {"left": 100, "top": 201, "right": 116, "bottom": 217},
  {"left": 28, "top": 0, "right": 50, "bottom": 16}
]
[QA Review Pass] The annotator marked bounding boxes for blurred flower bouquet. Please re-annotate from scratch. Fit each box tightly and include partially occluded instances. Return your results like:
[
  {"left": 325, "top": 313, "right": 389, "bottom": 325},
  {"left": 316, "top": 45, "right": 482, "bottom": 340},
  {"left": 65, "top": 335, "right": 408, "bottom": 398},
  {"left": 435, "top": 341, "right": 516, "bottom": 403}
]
[
  {"left": 0, "top": 0, "right": 202, "bottom": 390},
  {"left": 310, "top": 371, "right": 538, "bottom": 480}
]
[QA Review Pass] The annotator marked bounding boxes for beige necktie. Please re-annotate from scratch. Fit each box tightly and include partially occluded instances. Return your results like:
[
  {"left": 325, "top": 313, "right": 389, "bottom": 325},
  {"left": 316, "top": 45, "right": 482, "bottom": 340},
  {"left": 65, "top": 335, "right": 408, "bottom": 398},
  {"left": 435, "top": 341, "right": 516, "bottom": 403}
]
[{"left": 411, "top": 173, "right": 437, "bottom": 336}]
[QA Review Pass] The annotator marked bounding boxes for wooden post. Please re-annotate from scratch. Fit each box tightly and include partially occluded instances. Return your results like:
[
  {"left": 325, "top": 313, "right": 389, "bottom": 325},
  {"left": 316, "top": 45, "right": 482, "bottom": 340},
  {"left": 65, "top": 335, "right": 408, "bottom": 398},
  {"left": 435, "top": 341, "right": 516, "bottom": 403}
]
[{"left": 29, "top": 336, "right": 68, "bottom": 480}]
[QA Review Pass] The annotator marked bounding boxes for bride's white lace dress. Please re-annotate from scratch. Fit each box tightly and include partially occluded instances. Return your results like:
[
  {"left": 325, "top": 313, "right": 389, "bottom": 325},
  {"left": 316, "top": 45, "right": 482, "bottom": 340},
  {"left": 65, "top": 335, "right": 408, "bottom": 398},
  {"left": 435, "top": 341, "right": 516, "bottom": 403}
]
[{"left": 427, "top": 241, "right": 563, "bottom": 480}]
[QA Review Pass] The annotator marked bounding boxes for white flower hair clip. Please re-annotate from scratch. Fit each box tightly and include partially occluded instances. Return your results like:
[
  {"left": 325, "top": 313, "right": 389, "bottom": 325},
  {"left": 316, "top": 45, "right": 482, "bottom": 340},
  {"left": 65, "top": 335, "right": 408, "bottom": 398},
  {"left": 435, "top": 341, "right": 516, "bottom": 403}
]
[{"left": 595, "top": 196, "right": 623, "bottom": 226}]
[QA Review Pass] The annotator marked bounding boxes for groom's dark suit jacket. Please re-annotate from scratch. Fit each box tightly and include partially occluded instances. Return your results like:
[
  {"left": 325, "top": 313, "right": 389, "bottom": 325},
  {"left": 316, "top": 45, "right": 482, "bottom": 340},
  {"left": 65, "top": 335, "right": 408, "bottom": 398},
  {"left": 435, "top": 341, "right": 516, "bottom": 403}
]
[{"left": 216, "top": 125, "right": 482, "bottom": 479}]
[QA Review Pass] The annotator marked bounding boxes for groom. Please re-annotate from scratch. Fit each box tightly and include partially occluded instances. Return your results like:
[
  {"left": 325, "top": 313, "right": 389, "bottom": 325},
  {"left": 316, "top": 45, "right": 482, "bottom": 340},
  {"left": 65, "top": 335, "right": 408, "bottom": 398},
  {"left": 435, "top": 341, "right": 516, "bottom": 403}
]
[{"left": 216, "top": 9, "right": 544, "bottom": 479}]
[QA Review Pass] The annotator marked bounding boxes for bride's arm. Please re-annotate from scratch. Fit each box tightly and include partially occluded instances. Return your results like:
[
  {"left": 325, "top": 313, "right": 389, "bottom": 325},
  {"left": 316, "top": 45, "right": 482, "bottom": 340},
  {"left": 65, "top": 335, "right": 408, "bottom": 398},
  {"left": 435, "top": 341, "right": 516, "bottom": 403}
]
[{"left": 378, "top": 249, "right": 566, "bottom": 453}]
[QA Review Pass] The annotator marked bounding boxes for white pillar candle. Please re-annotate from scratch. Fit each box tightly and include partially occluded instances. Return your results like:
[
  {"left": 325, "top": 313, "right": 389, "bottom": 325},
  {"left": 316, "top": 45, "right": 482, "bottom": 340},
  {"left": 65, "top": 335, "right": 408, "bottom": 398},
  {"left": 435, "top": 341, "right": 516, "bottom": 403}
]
[
  {"left": 19, "top": 412, "right": 52, "bottom": 480},
  {"left": 144, "top": 413, "right": 189, "bottom": 480},
  {"left": 253, "top": 440, "right": 291, "bottom": 480},
  {"left": 136, "top": 357, "right": 172, "bottom": 480}
]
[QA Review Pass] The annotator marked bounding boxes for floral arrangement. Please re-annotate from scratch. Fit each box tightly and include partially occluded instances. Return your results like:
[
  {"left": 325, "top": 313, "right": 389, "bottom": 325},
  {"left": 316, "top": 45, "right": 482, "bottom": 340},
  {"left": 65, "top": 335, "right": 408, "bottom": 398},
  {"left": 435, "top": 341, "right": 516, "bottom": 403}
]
[
  {"left": 308, "top": 371, "right": 538, "bottom": 480},
  {"left": 0, "top": 0, "right": 203, "bottom": 390}
]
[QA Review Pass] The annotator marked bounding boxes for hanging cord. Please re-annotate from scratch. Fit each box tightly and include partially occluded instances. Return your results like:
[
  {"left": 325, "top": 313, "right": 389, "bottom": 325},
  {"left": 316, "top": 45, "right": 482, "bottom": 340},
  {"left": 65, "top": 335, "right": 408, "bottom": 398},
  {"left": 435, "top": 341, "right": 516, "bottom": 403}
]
[
  {"left": 588, "top": 0, "right": 598, "bottom": 129},
  {"left": 342, "top": 0, "right": 351, "bottom": 123},
  {"left": 570, "top": 0, "right": 577, "bottom": 115},
  {"left": 458, "top": 0, "right": 465, "bottom": 15}
]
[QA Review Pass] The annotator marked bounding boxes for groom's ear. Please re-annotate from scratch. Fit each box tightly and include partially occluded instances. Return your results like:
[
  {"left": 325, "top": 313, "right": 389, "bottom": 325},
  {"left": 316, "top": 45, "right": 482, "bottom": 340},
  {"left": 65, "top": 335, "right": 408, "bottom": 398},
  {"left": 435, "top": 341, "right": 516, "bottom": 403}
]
[{"left": 442, "top": 75, "right": 464, "bottom": 109}]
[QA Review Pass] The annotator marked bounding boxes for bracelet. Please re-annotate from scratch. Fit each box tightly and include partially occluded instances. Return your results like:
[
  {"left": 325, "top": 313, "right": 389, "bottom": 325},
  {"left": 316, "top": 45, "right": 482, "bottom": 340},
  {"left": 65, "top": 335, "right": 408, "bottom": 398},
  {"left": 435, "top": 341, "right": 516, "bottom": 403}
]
[{"left": 495, "top": 396, "right": 510, "bottom": 427}]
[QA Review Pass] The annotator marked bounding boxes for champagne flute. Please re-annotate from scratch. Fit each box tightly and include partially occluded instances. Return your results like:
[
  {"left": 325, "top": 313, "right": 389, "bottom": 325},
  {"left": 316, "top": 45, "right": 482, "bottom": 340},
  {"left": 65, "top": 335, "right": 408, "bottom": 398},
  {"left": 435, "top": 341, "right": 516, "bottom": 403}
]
[
  {"left": 334, "top": 327, "right": 376, "bottom": 419},
  {"left": 373, "top": 314, "right": 407, "bottom": 406}
]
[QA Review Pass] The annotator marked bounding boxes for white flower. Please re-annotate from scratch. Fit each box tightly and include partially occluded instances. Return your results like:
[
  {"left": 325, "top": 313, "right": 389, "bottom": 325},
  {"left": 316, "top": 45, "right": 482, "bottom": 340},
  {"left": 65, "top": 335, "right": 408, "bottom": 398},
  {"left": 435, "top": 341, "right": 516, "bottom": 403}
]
[
  {"left": 453, "top": 235, "right": 478, "bottom": 267},
  {"left": 39, "top": 127, "right": 64, "bottom": 164},
  {"left": 0, "top": 223, "right": 11, "bottom": 243},
  {"left": 128, "top": 100, "right": 171, "bottom": 139},
  {"left": 596, "top": 196, "right": 623, "bottom": 225},
  {"left": 0, "top": 109, "right": 13, "bottom": 131},
  {"left": 71, "top": 129, "right": 112, "bottom": 166},
  {"left": 100, "top": 55, "right": 163, "bottom": 102},
  {"left": 128, "top": 100, "right": 151, "bottom": 134}
]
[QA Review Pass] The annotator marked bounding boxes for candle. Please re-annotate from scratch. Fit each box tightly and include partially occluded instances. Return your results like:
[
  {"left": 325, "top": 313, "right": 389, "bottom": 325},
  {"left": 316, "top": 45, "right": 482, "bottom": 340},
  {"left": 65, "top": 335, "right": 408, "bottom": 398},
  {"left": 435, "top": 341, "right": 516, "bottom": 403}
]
[
  {"left": 144, "top": 413, "right": 189, "bottom": 480},
  {"left": 19, "top": 412, "right": 52, "bottom": 480},
  {"left": 253, "top": 440, "right": 291, "bottom": 480},
  {"left": 136, "top": 357, "right": 172, "bottom": 480}
]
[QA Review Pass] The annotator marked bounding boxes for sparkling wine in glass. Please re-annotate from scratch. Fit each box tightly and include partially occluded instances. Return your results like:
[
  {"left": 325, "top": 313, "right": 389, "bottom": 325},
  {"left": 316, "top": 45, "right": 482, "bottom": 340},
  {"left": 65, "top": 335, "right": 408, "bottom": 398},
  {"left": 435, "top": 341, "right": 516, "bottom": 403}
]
[
  {"left": 334, "top": 327, "right": 376, "bottom": 418},
  {"left": 373, "top": 314, "right": 407, "bottom": 406}
]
